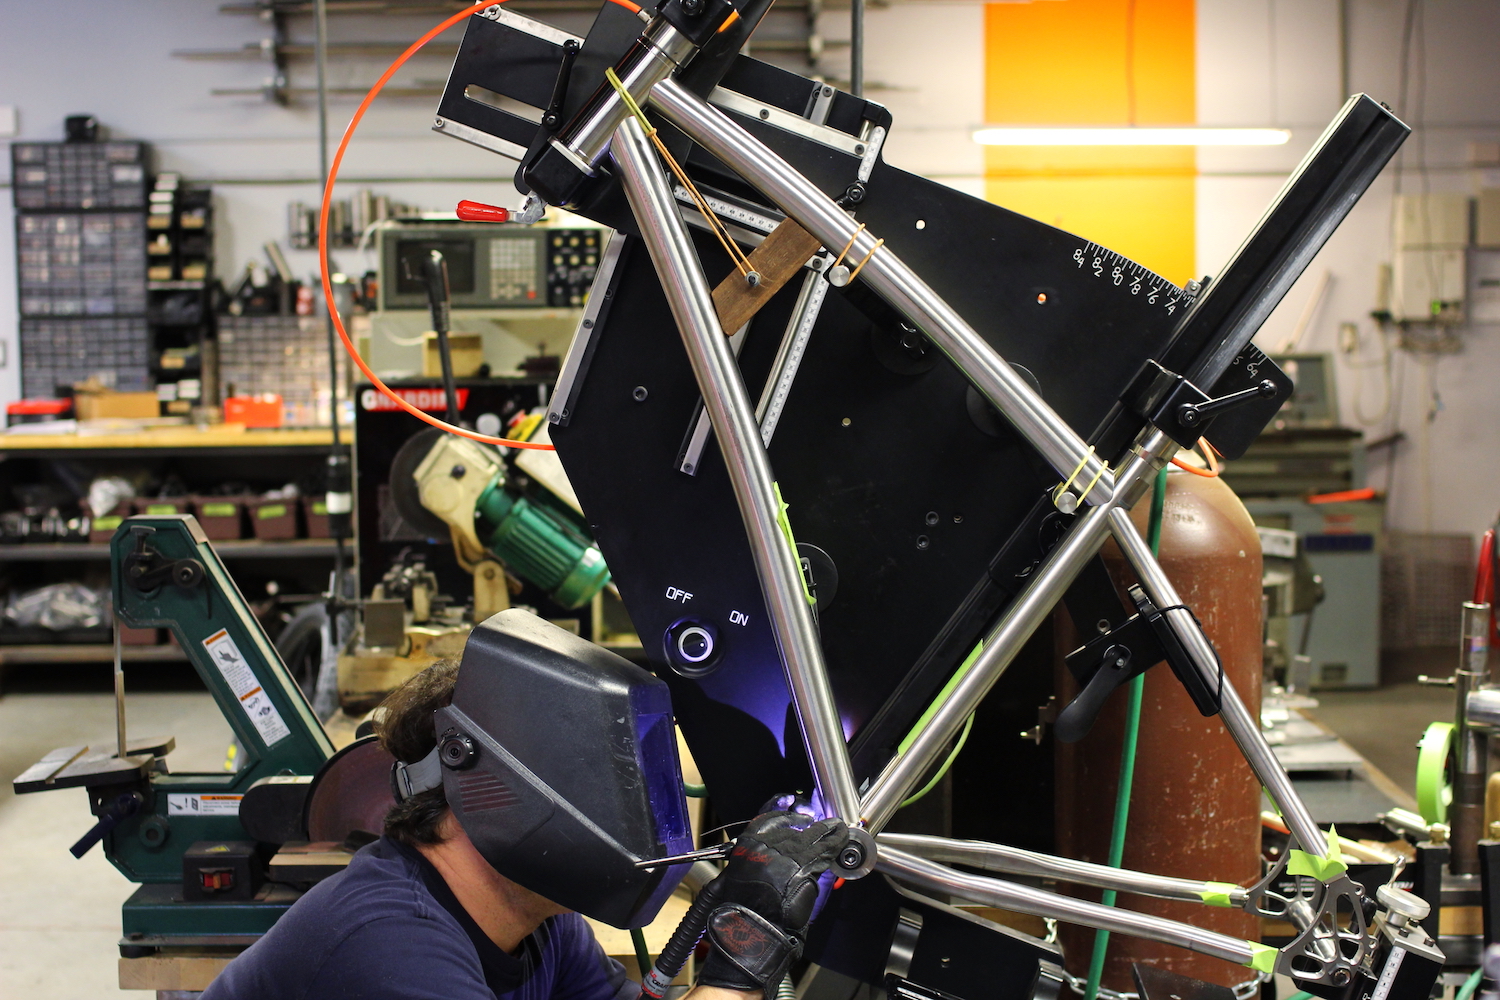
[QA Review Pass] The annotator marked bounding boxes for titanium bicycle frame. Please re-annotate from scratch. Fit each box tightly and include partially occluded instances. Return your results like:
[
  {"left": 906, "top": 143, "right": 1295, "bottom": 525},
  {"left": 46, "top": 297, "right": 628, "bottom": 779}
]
[{"left": 531, "top": 12, "right": 1374, "bottom": 983}]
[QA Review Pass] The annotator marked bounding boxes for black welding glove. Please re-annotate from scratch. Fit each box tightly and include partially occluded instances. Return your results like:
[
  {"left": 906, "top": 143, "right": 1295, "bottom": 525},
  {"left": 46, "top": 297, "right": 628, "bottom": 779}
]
[{"left": 698, "top": 810, "right": 849, "bottom": 994}]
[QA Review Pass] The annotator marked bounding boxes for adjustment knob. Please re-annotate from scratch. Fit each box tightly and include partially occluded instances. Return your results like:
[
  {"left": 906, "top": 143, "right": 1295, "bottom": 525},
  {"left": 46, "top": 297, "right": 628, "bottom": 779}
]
[
  {"left": 677, "top": 626, "right": 714, "bottom": 664},
  {"left": 665, "top": 620, "right": 721, "bottom": 676},
  {"left": 1376, "top": 884, "right": 1430, "bottom": 924},
  {"left": 439, "top": 732, "right": 478, "bottom": 770}
]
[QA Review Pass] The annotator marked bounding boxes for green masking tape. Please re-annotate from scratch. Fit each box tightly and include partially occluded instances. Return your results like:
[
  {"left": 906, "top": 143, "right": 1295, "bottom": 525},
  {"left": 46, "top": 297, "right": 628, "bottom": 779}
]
[
  {"left": 1416, "top": 721, "right": 1455, "bottom": 825},
  {"left": 1246, "top": 942, "right": 1277, "bottom": 974},
  {"left": 773, "top": 483, "right": 815, "bottom": 606},
  {"left": 1198, "top": 882, "right": 1238, "bottom": 907},
  {"left": 1285, "top": 827, "right": 1348, "bottom": 882}
]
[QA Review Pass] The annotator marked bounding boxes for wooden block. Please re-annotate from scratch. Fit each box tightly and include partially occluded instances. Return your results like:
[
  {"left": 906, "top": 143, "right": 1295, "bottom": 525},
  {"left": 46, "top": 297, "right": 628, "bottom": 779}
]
[
  {"left": 119, "top": 953, "right": 236, "bottom": 991},
  {"left": 711, "top": 219, "right": 823, "bottom": 334}
]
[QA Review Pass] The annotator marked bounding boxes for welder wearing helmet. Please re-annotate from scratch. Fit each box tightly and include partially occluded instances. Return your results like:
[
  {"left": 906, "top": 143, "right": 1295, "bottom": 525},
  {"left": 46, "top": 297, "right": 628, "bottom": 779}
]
[{"left": 203, "top": 611, "right": 848, "bottom": 1000}]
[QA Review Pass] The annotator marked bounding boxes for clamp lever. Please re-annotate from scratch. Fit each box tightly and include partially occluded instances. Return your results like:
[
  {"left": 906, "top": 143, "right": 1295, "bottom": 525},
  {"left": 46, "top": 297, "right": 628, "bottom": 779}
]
[
  {"left": 1176, "top": 379, "right": 1278, "bottom": 429},
  {"left": 70, "top": 790, "right": 144, "bottom": 858}
]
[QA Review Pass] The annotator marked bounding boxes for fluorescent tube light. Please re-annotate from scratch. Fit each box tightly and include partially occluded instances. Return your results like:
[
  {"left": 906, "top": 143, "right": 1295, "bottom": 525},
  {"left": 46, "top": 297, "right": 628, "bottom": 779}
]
[{"left": 972, "top": 127, "right": 1291, "bottom": 146}]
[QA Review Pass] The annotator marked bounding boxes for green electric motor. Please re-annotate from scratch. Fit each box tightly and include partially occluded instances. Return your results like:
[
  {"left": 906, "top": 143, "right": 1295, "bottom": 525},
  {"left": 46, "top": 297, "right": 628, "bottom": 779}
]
[{"left": 475, "top": 477, "right": 610, "bottom": 609}]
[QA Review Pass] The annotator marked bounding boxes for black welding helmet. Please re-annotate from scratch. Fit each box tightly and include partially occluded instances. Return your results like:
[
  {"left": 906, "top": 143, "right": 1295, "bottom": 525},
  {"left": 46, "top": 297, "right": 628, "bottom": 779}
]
[{"left": 394, "top": 609, "right": 694, "bottom": 928}]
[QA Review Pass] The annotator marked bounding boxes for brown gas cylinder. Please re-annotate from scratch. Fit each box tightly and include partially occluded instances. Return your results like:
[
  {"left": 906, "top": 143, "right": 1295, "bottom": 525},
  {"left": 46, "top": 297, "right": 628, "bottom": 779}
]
[{"left": 1054, "top": 465, "right": 1262, "bottom": 991}]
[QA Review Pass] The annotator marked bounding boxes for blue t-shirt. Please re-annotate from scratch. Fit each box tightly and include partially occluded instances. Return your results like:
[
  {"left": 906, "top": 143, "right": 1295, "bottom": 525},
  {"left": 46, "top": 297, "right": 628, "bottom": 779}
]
[{"left": 202, "top": 836, "right": 634, "bottom": 1000}]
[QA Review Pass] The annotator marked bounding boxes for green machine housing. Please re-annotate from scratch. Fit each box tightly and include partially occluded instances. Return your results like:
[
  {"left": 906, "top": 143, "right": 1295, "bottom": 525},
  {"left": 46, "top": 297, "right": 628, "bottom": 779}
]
[
  {"left": 475, "top": 474, "right": 609, "bottom": 610},
  {"left": 12, "top": 516, "right": 333, "bottom": 947}
]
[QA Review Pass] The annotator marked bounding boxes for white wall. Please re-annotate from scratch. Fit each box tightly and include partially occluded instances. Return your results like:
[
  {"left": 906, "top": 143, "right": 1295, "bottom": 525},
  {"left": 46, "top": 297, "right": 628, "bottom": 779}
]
[
  {"left": 3, "top": 0, "right": 1498, "bottom": 537},
  {"left": 0, "top": 1, "right": 557, "bottom": 402},
  {"left": 1197, "top": 0, "right": 1500, "bottom": 540}
]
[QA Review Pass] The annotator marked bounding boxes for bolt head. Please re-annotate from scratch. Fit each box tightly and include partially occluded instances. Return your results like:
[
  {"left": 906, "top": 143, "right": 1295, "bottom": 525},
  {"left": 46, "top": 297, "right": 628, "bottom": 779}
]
[
  {"left": 450, "top": 464, "right": 466, "bottom": 479},
  {"left": 838, "top": 846, "right": 863, "bottom": 869},
  {"left": 1331, "top": 970, "right": 1351, "bottom": 987}
]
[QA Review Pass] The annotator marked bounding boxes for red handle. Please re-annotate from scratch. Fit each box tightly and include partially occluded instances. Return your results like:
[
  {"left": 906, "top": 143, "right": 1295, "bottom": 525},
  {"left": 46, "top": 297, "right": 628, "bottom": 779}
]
[{"left": 456, "top": 199, "right": 510, "bottom": 223}]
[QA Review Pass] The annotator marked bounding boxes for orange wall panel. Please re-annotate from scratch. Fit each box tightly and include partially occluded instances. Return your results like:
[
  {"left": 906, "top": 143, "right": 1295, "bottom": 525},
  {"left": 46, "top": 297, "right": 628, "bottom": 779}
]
[{"left": 983, "top": 0, "right": 1197, "bottom": 285}]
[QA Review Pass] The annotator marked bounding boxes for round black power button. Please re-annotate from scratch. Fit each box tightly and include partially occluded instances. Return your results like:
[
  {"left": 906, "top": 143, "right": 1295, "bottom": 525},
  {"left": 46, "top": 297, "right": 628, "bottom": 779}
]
[{"left": 665, "top": 619, "right": 721, "bottom": 676}]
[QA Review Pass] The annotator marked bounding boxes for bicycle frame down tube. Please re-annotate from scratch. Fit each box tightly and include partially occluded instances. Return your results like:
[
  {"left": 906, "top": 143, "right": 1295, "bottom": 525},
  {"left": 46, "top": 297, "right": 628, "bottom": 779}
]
[
  {"left": 646, "top": 78, "right": 1115, "bottom": 505},
  {"left": 1107, "top": 507, "right": 1324, "bottom": 854},
  {"left": 879, "top": 847, "right": 1257, "bottom": 966},
  {"left": 878, "top": 833, "right": 1250, "bottom": 907},
  {"left": 610, "top": 116, "right": 862, "bottom": 824},
  {"left": 858, "top": 431, "right": 1174, "bottom": 831}
]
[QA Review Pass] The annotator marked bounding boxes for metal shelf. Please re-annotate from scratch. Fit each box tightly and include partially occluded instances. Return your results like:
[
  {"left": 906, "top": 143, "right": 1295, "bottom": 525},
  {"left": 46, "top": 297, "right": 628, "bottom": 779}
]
[
  {"left": 0, "top": 644, "right": 187, "bottom": 665},
  {"left": 0, "top": 540, "right": 339, "bottom": 562}
]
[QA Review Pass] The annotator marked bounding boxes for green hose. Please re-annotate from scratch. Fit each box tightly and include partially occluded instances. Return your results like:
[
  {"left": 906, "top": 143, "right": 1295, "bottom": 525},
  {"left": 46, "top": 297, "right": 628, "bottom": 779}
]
[
  {"left": 1082, "top": 466, "right": 1168, "bottom": 1000},
  {"left": 630, "top": 927, "right": 653, "bottom": 978},
  {"left": 1457, "top": 969, "right": 1485, "bottom": 1000}
]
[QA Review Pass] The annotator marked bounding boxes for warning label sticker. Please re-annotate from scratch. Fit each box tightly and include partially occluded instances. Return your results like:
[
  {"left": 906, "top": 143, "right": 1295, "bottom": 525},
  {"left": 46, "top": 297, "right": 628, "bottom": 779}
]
[
  {"left": 167, "top": 793, "right": 244, "bottom": 817},
  {"left": 202, "top": 628, "right": 291, "bottom": 747}
]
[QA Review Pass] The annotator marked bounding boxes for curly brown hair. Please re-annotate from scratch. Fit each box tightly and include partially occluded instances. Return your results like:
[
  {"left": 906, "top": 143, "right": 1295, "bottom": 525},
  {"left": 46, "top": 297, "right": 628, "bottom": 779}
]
[{"left": 375, "top": 658, "right": 460, "bottom": 846}]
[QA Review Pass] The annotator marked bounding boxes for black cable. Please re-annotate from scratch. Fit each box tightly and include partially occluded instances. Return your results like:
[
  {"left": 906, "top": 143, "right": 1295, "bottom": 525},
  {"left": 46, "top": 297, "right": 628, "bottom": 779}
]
[
  {"left": 640, "top": 880, "right": 722, "bottom": 999},
  {"left": 1147, "top": 602, "right": 1225, "bottom": 712}
]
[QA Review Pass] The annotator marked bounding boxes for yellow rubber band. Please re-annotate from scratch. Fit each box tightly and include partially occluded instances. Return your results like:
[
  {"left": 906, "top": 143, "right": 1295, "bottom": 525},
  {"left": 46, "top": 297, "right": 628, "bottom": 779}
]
[
  {"left": 1054, "top": 446, "right": 1095, "bottom": 503},
  {"left": 832, "top": 225, "right": 867, "bottom": 269},
  {"left": 1076, "top": 461, "right": 1108, "bottom": 505},
  {"left": 846, "top": 239, "right": 885, "bottom": 283},
  {"left": 603, "top": 67, "right": 652, "bottom": 132}
]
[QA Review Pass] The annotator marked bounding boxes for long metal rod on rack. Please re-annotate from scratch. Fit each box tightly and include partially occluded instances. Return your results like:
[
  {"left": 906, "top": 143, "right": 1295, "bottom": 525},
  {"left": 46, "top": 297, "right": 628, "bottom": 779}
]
[
  {"left": 878, "top": 847, "right": 1257, "bottom": 966},
  {"left": 610, "top": 115, "right": 862, "bottom": 825},
  {"left": 878, "top": 833, "right": 1250, "bottom": 907}
]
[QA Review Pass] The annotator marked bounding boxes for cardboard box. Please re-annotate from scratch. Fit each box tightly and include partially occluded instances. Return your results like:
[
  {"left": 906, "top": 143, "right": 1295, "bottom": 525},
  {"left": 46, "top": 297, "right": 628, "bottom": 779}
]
[
  {"left": 134, "top": 498, "right": 188, "bottom": 517},
  {"left": 303, "top": 495, "right": 331, "bottom": 539},
  {"left": 73, "top": 388, "right": 159, "bottom": 421},
  {"left": 423, "top": 333, "right": 484, "bottom": 378},
  {"left": 248, "top": 496, "right": 298, "bottom": 540},
  {"left": 89, "top": 503, "right": 132, "bottom": 543},
  {"left": 193, "top": 496, "right": 246, "bottom": 541}
]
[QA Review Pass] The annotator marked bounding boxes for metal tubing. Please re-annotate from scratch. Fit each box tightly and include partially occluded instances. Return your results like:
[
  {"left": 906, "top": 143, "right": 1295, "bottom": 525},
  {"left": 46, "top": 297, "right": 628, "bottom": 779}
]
[
  {"left": 113, "top": 622, "right": 127, "bottom": 760},
  {"left": 878, "top": 833, "right": 1249, "bottom": 907},
  {"left": 850, "top": 0, "right": 864, "bottom": 98},
  {"left": 610, "top": 116, "right": 862, "bottom": 824},
  {"left": 562, "top": 19, "right": 694, "bottom": 171},
  {"left": 755, "top": 266, "right": 827, "bottom": 445},
  {"left": 1452, "top": 601, "right": 1491, "bottom": 873},
  {"left": 1106, "top": 505, "right": 1325, "bottom": 857},
  {"left": 859, "top": 431, "right": 1176, "bottom": 831},
  {"left": 878, "top": 847, "right": 1256, "bottom": 966},
  {"left": 647, "top": 78, "right": 1115, "bottom": 502}
]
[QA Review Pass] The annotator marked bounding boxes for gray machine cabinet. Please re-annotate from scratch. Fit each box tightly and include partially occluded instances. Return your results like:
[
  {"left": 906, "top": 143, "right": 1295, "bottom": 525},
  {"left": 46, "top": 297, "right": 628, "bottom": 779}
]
[{"left": 1244, "top": 498, "right": 1383, "bottom": 688}]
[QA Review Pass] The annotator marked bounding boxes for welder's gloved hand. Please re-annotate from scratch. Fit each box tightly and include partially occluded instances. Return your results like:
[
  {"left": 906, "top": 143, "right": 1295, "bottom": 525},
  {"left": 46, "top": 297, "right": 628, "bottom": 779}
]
[{"left": 698, "top": 810, "right": 850, "bottom": 994}]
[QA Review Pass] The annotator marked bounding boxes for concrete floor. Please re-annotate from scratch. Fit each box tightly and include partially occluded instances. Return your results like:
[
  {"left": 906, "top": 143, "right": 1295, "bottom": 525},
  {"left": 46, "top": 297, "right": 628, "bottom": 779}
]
[
  {"left": 0, "top": 659, "right": 1467, "bottom": 998},
  {"left": 0, "top": 664, "right": 232, "bottom": 999},
  {"left": 1313, "top": 681, "right": 1456, "bottom": 793}
]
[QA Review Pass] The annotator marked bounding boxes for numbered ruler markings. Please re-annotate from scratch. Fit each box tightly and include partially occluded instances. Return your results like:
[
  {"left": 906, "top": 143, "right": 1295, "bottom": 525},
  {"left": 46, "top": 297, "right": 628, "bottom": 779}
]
[
  {"left": 760, "top": 274, "right": 828, "bottom": 444},
  {"left": 1071, "top": 242, "right": 1197, "bottom": 316},
  {"left": 672, "top": 185, "right": 779, "bottom": 235}
]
